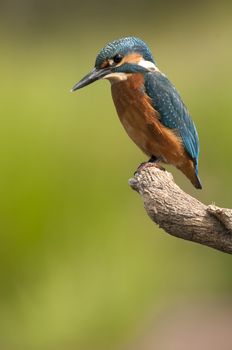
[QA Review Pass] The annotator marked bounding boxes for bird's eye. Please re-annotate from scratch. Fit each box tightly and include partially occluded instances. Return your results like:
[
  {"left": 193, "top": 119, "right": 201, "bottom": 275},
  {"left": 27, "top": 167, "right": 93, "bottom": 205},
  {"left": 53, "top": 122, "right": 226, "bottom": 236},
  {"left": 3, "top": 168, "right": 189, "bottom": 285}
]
[{"left": 113, "top": 54, "right": 123, "bottom": 64}]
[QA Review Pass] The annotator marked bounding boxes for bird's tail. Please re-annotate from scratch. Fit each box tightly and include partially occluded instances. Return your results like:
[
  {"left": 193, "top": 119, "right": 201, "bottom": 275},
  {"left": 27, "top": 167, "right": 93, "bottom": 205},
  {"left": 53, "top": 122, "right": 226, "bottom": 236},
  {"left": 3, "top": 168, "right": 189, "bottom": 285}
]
[
  {"left": 193, "top": 173, "right": 202, "bottom": 189},
  {"left": 180, "top": 160, "right": 202, "bottom": 189}
]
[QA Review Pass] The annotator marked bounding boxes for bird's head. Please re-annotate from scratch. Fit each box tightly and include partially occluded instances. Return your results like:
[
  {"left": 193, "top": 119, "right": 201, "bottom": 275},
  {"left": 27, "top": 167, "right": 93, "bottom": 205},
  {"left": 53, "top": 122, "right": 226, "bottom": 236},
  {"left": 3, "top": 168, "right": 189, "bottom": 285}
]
[{"left": 71, "top": 37, "right": 157, "bottom": 91}]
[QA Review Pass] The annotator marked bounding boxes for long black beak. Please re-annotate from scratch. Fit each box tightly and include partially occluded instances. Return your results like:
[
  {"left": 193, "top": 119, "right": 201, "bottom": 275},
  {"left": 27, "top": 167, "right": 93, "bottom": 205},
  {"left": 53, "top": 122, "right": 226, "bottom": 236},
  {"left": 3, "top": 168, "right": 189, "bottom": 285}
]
[{"left": 71, "top": 67, "right": 112, "bottom": 92}]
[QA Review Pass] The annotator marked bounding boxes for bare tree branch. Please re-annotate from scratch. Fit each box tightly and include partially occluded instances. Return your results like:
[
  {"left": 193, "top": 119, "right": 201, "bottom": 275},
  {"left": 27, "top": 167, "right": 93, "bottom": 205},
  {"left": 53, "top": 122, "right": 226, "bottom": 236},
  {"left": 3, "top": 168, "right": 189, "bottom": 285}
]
[{"left": 129, "top": 165, "right": 232, "bottom": 254}]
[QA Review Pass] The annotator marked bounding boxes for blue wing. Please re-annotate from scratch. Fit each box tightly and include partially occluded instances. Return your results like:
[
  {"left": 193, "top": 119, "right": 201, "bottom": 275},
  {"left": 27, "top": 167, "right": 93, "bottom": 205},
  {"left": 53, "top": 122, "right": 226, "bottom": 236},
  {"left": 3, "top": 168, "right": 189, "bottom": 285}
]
[{"left": 144, "top": 71, "right": 200, "bottom": 171}]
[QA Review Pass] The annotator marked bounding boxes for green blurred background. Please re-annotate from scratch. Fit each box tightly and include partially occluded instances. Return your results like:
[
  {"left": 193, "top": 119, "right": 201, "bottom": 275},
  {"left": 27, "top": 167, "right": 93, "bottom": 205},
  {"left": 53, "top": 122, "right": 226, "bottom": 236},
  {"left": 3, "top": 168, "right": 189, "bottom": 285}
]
[{"left": 0, "top": 1, "right": 232, "bottom": 349}]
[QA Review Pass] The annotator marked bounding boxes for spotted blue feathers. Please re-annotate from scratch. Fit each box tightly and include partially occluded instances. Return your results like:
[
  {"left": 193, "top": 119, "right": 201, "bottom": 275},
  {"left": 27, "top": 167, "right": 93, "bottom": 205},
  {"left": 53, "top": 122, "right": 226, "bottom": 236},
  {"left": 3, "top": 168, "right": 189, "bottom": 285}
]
[{"left": 95, "top": 37, "right": 155, "bottom": 68}]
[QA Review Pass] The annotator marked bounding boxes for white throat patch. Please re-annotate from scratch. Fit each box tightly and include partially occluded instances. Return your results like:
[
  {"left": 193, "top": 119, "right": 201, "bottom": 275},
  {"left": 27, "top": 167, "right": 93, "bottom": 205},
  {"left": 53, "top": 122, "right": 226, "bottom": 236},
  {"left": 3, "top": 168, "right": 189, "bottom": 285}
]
[{"left": 104, "top": 72, "right": 128, "bottom": 84}]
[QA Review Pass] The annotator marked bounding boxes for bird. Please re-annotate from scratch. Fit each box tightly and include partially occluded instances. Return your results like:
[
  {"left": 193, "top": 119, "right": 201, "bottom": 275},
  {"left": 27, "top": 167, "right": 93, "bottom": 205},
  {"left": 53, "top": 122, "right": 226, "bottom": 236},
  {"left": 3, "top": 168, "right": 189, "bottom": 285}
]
[{"left": 71, "top": 36, "right": 202, "bottom": 189}]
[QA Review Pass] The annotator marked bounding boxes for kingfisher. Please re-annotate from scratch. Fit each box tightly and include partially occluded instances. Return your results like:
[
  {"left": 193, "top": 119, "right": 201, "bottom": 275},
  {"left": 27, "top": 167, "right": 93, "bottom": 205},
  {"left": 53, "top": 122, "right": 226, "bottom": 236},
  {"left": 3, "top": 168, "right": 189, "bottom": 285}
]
[{"left": 71, "top": 37, "right": 202, "bottom": 189}]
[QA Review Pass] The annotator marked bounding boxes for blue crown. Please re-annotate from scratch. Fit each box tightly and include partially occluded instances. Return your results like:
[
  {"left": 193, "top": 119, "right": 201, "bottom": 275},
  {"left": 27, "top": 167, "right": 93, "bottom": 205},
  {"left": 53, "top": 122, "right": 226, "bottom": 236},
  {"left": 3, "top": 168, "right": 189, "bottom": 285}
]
[{"left": 95, "top": 37, "right": 155, "bottom": 69}]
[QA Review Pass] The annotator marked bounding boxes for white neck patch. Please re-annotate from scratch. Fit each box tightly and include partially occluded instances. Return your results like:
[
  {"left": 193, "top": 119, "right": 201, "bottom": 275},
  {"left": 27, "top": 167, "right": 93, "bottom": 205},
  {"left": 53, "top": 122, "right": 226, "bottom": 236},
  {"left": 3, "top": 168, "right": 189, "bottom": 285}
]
[{"left": 138, "top": 59, "right": 159, "bottom": 71}]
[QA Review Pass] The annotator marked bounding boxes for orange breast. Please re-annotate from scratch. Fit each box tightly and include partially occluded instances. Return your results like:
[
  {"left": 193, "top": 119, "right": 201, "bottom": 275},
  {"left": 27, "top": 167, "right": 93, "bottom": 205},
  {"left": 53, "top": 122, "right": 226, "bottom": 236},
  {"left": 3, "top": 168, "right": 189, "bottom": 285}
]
[
  {"left": 111, "top": 73, "right": 200, "bottom": 188},
  {"left": 111, "top": 74, "right": 186, "bottom": 165}
]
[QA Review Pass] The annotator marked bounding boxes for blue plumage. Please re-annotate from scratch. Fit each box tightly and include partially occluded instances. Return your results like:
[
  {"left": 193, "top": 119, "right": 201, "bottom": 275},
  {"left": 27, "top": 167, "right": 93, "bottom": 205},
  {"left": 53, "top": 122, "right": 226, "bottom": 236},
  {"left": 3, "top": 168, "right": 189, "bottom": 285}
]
[
  {"left": 72, "top": 36, "right": 202, "bottom": 188},
  {"left": 95, "top": 37, "right": 155, "bottom": 68},
  {"left": 144, "top": 71, "right": 200, "bottom": 174}
]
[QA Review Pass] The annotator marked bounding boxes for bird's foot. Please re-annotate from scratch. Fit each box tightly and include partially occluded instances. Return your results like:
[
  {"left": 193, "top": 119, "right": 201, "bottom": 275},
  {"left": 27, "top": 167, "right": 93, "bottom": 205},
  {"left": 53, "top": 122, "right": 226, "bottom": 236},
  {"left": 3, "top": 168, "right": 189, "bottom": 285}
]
[
  {"left": 134, "top": 156, "right": 165, "bottom": 175},
  {"left": 148, "top": 155, "right": 162, "bottom": 163}
]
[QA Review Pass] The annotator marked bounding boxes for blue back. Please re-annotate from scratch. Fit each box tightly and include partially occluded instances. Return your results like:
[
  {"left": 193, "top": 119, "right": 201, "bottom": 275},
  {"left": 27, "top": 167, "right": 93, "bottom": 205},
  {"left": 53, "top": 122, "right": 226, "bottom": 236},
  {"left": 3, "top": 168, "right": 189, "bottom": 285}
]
[{"left": 144, "top": 71, "right": 200, "bottom": 173}]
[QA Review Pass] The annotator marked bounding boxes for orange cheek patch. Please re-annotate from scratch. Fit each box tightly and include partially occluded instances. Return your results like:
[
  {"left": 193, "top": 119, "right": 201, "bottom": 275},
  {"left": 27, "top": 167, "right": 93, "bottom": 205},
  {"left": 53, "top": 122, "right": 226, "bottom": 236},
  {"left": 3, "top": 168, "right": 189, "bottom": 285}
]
[{"left": 122, "top": 53, "right": 143, "bottom": 65}]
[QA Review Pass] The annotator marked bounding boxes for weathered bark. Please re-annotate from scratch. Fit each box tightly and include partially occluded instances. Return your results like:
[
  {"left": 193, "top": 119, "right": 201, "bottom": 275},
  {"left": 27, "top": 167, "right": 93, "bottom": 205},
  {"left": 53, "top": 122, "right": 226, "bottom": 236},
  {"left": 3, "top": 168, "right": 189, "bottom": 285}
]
[{"left": 129, "top": 165, "right": 232, "bottom": 254}]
